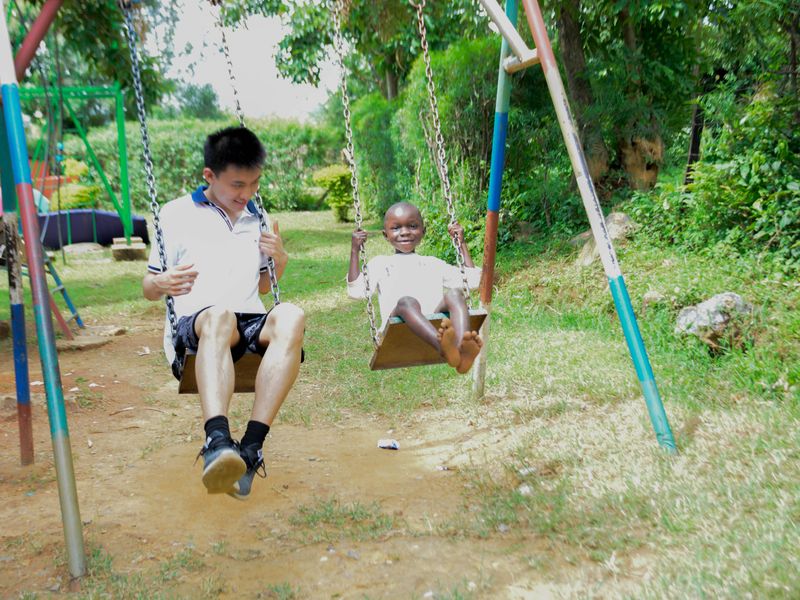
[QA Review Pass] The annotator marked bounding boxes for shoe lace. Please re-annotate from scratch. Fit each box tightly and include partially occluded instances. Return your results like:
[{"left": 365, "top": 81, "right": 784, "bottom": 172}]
[{"left": 194, "top": 434, "right": 239, "bottom": 465}]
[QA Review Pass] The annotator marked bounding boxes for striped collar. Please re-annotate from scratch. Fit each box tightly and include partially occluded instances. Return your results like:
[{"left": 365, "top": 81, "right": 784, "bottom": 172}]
[{"left": 191, "top": 185, "right": 258, "bottom": 230}]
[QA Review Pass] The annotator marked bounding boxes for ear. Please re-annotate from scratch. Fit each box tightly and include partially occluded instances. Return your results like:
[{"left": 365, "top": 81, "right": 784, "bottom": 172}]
[
  {"left": 382, "top": 229, "right": 388, "bottom": 240},
  {"left": 202, "top": 167, "right": 215, "bottom": 184}
]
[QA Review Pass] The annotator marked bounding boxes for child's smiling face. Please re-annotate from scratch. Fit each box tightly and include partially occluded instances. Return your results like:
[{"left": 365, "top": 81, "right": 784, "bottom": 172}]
[{"left": 383, "top": 204, "right": 426, "bottom": 253}]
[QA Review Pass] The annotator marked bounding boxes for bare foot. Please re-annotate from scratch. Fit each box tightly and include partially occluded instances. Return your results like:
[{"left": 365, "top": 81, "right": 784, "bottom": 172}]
[
  {"left": 437, "top": 318, "right": 461, "bottom": 368},
  {"left": 457, "top": 331, "right": 483, "bottom": 374}
]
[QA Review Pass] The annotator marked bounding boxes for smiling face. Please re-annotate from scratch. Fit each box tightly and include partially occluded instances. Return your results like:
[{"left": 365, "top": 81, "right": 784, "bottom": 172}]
[
  {"left": 383, "top": 203, "right": 425, "bottom": 254},
  {"left": 203, "top": 165, "right": 262, "bottom": 220}
]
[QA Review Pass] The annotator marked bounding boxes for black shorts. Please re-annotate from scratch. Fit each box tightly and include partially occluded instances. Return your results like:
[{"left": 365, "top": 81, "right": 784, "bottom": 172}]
[{"left": 174, "top": 308, "right": 271, "bottom": 364}]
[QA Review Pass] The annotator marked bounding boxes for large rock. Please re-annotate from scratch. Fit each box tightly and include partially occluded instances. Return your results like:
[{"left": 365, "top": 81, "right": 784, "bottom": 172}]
[
  {"left": 675, "top": 292, "right": 753, "bottom": 350},
  {"left": 576, "top": 212, "right": 637, "bottom": 266}
]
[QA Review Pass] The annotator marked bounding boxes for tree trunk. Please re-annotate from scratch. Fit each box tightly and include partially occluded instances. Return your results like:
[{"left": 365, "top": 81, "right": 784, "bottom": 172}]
[
  {"left": 556, "top": 0, "right": 608, "bottom": 182},
  {"left": 385, "top": 68, "right": 398, "bottom": 101},
  {"left": 616, "top": 7, "right": 662, "bottom": 190},
  {"left": 683, "top": 101, "right": 705, "bottom": 186}
]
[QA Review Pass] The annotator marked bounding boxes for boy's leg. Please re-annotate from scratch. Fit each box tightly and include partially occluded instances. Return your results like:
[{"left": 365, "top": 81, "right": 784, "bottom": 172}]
[
  {"left": 252, "top": 303, "right": 306, "bottom": 425},
  {"left": 438, "top": 290, "right": 482, "bottom": 374},
  {"left": 193, "top": 307, "right": 246, "bottom": 493},
  {"left": 227, "top": 303, "right": 304, "bottom": 500},
  {"left": 193, "top": 306, "right": 241, "bottom": 420},
  {"left": 392, "top": 296, "right": 441, "bottom": 349},
  {"left": 439, "top": 289, "right": 470, "bottom": 343}
]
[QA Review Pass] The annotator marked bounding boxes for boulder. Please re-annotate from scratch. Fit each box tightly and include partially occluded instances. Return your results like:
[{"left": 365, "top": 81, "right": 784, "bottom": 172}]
[
  {"left": 576, "top": 212, "right": 637, "bottom": 266},
  {"left": 675, "top": 292, "right": 753, "bottom": 350}
]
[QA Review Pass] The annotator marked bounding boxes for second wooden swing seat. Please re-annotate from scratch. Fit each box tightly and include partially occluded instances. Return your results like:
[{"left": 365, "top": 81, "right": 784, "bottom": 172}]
[
  {"left": 178, "top": 353, "right": 263, "bottom": 394},
  {"left": 369, "top": 309, "right": 487, "bottom": 370}
]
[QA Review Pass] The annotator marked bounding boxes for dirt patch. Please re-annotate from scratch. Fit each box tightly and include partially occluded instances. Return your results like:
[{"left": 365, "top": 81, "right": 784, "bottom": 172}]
[{"left": 0, "top": 326, "right": 569, "bottom": 598}]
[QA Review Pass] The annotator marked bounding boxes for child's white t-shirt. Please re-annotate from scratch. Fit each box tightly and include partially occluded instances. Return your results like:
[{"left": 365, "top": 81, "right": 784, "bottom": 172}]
[{"left": 347, "top": 252, "right": 481, "bottom": 328}]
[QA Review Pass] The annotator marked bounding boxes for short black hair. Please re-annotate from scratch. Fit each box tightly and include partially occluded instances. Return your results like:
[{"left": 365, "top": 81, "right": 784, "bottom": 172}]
[
  {"left": 204, "top": 126, "right": 266, "bottom": 174},
  {"left": 383, "top": 202, "right": 423, "bottom": 226}
]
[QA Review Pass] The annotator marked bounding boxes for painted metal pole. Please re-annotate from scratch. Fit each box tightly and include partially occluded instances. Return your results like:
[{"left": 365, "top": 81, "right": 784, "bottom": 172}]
[
  {"left": 0, "top": 104, "right": 33, "bottom": 465},
  {"left": 0, "top": 3, "right": 86, "bottom": 577},
  {"left": 517, "top": 0, "right": 675, "bottom": 452},
  {"left": 114, "top": 81, "right": 132, "bottom": 243},
  {"left": 13, "top": 0, "right": 64, "bottom": 81},
  {"left": 472, "top": 0, "right": 517, "bottom": 401}
]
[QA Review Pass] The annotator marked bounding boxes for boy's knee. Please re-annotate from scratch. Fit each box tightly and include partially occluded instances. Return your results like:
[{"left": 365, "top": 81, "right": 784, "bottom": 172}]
[
  {"left": 198, "top": 307, "right": 236, "bottom": 335},
  {"left": 396, "top": 296, "right": 421, "bottom": 311},
  {"left": 270, "top": 303, "right": 305, "bottom": 341}
]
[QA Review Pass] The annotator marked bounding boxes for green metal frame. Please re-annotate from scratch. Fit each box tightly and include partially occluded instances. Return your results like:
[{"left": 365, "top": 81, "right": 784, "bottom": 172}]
[{"left": 18, "top": 83, "right": 132, "bottom": 242}]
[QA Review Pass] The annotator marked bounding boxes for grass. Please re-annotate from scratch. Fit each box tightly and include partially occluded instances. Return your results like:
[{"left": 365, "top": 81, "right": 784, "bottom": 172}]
[{"left": 3, "top": 209, "right": 799, "bottom": 597}]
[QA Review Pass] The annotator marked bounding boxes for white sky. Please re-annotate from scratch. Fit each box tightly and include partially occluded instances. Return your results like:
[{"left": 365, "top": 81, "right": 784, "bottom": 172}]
[{"left": 161, "top": 2, "right": 338, "bottom": 121}]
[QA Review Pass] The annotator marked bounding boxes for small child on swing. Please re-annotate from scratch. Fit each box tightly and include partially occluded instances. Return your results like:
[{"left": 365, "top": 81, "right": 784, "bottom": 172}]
[{"left": 347, "top": 202, "right": 483, "bottom": 373}]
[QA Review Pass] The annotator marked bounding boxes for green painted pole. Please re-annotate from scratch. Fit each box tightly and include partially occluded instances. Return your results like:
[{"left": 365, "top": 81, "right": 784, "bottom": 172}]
[
  {"left": 62, "top": 97, "right": 126, "bottom": 223},
  {"left": 114, "top": 81, "right": 132, "bottom": 242}
]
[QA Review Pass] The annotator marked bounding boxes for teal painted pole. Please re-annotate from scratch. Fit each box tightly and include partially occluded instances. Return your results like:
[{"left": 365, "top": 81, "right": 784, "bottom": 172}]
[
  {"left": 517, "top": 0, "right": 676, "bottom": 452},
  {"left": 0, "top": 7, "right": 86, "bottom": 578}
]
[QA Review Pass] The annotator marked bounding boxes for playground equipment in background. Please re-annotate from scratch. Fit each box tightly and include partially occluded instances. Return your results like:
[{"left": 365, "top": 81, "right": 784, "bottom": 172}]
[
  {"left": 21, "top": 83, "right": 135, "bottom": 244},
  {"left": 37, "top": 208, "right": 149, "bottom": 249}
]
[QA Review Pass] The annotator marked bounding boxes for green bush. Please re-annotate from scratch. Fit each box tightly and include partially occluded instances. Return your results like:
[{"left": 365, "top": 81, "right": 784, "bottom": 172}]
[
  {"left": 51, "top": 183, "right": 102, "bottom": 209},
  {"left": 312, "top": 164, "right": 352, "bottom": 222},
  {"left": 351, "top": 92, "right": 400, "bottom": 217},
  {"left": 64, "top": 116, "right": 341, "bottom": 214},
  {"left": 628, "top": 82, "right": 800, "bottom": 270}
]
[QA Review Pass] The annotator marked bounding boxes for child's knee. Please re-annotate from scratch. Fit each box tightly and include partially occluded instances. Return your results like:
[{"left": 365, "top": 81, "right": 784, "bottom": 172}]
[{"left": 395, "top": 296, "right": 421, "bottom": 312}]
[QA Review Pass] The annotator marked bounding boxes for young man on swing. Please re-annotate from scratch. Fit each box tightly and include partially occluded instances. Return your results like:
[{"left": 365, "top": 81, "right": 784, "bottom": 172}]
[
  {"left": 348, "top": 202, "right": 482, "bottom": 373},
  {"left": 142, "top": 126, "right": 305, "bottom": 499}
]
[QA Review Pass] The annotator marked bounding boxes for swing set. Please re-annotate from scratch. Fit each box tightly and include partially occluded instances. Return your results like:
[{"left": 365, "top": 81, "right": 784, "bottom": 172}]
[{"left": 0, "top": 0, "right": 676, "bottom": 581}]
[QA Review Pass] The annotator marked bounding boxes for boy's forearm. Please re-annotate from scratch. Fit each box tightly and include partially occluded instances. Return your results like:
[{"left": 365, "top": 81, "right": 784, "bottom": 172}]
[
  {"left": 347, "top": 250, "right": 361, "bottom": 282},
  {"left": 460, "top": 244, "right": 475, "bottom": 268}
]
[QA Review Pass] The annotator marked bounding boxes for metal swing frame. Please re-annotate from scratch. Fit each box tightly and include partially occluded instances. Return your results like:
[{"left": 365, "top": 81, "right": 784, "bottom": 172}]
[
  {"left": 332, "top": 0, "right": 486, "bottom": 371},
  {"left": 120, "top": 1, "right": 280, "bottom": 394}
]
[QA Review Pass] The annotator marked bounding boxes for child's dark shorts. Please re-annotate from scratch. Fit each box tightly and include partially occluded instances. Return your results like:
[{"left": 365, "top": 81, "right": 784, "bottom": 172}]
[{"left": 173, "top": 308, "right": 271, "bottom": 365}]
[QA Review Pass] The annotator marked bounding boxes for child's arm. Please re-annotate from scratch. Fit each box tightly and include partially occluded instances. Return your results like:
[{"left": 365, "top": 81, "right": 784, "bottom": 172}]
[
  {"left": 348, "top": 229, "right": 368, "bottom": 282},
  {"left": 448, "top": 222, "right": 475, "bottom": 268},
  {"left": 142, "top": 264, "right": 198, "bottom": 300}
]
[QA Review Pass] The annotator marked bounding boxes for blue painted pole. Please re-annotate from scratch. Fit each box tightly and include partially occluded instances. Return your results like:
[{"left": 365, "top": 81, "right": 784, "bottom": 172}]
[
  {"left": 0, "top": 105, "right": 33, "bottom": 464},
  {"left": 472, "top": 0, "right": 517, "bottom": 400},
  {"left": 0, "top": 7, "right": 86, "bottom": 578}
]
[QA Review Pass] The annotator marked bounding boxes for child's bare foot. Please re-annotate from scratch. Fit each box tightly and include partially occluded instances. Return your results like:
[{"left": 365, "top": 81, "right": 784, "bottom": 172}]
[
  {"left": 457, "top": 331, "right": 483, "bottom": 374},
  {"left": 437, "top": 318, "right": 461, "bottom": 368}
]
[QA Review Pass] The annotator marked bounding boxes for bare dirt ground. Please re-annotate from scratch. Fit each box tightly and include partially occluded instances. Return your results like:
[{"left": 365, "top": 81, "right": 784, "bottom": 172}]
[{"left": 0, "top": 319, "right": 600, "bottom": 599}]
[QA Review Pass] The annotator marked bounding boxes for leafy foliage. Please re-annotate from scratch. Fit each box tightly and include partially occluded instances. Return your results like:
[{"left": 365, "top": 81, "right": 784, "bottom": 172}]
[{"left": 312, "top": 164, "right": 352, "bottom": 222}]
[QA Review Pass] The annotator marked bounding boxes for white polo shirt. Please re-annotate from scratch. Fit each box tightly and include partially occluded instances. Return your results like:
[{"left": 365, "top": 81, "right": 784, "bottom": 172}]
[
  {"left": 347, "top": 253, "right": 482, "bottom": 329},
  {"left": 148, "top": 186, "right": 271, "bottom": 363}
]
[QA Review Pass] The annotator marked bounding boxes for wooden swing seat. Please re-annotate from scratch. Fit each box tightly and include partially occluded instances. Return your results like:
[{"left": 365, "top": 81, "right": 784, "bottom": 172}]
[
  {"left": 369, "top": 309, "right": 487, "bottom": 370},
  {"left": 178, "top": 352, "right": 262, "bottom": 394}
]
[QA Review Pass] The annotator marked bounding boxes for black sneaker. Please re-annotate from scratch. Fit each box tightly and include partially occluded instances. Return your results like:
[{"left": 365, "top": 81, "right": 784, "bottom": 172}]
[
  {"left": 227, "top": 445, "right": 267, "bottom": 500},
  {"left": 196, "top": 431, "right": 246, "bottom": 494}
]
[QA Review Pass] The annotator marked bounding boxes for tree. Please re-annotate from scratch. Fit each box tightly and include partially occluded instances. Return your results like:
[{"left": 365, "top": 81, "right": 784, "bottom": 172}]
[{"left": 177, "top": 83, "right": 222, "bottom": 119}]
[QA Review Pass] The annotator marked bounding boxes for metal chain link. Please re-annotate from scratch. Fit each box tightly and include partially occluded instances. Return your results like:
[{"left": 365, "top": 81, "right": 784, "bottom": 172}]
[
  {"left": 332, "top": 0, "right": 379, "bottom": 346},
  {"left": 119, "top": 3, "right": 178, "bottom": 336},
  {"left": 213, "top": 4, "right": 281, "bottom": 306},
  {"left": 411, "top": 0, "right": 471, "bottom": 304}
]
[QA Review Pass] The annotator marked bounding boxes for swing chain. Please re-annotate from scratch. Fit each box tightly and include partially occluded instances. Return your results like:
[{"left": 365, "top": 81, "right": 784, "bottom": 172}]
[
  {"left": 332, "top": 0, "right": 379, "bottom": 346},
  {"left": 213, "top": 4, "right": 281, "bottom": 306},
  {"left": 119, "top": 3, "right": 178, "bottom": 336},
  {"left": 411, "top": 0, "right": 471, "bottom": 305}
]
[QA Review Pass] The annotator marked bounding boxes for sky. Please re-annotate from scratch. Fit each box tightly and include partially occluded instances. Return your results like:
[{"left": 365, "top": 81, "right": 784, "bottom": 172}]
[{"left": 161, "top": 2, "right": 338, "bottom": 121}]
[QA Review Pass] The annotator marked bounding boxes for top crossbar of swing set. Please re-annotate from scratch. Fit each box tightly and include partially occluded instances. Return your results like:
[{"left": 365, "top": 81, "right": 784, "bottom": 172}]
[
  {"left": 19, "top": 84, "right": 121, "bottom": 100},
  {"left": 479, "top": 0, "right": 540, "bottom": 74}
]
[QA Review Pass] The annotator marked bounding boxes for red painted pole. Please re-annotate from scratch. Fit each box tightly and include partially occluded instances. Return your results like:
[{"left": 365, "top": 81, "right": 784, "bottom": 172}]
[{"left": 13, "top": 0, "right": 64, "bottom": 82}]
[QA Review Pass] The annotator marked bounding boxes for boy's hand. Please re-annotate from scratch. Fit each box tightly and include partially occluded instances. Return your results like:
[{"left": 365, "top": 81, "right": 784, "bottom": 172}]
[
  {"left": 154, "top": 263, "right": 198, "bottom": 297},
  {"left": 259, "top": 221, "right": 288, "bottom": 269},
  {"left": 448, "top": 222, "right": 466, "bottom": 246},
  {"left": 351, "top": 229, "right": 368, "bottom": 251}
]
